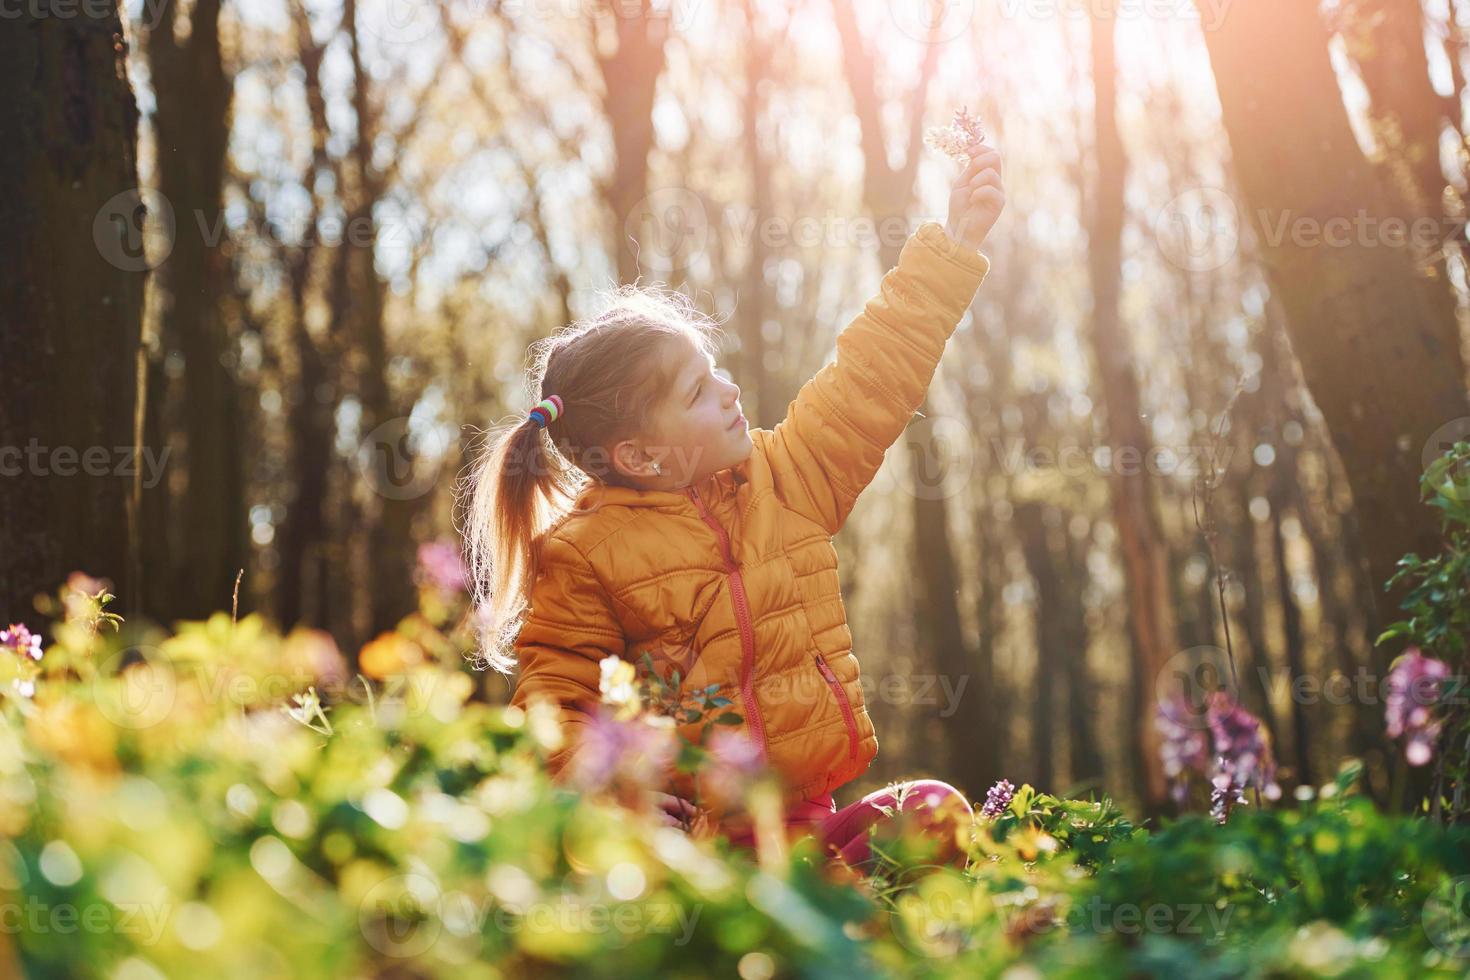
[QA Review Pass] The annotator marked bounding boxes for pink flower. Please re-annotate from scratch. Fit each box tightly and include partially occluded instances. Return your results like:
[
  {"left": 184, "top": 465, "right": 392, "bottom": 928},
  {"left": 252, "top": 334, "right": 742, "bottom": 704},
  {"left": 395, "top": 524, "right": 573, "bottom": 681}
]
[
  {"left": 282, "top": 628, "right": 349, "bottom": 692},
  {"left": 568, "top": 707, "right": 677, "bottom": 796},
  {"left": 416, "top": 540, "right": 467, "bottom": 594},
  {"left": 0, "top": 624, "right": 43, "bottom": 662},
  {"left": 1154, "top": 692, "right": 1279, "bottom": 821},
  {"left": 980, "top": 778, "right": 1015, "bottom": 819},
  {"left": 1205, "top": 692, "right": 1281, "bottom": 823},
  {"left": 1384, "top": 648, "right": 1453, "bottom": 767},
  {"left": 702, "top": 728, "right": 764, "bottom": 805},
  {"left": 1208, "top": 694, "right": 1279, "bottom": 791},
  {"left": 1, "top": 623, "right": 43, "bottom": 699},
  {"left": 1156, "top": 697, "right": 1211, "bottom": 802},
  {"left": 924, "top": 106, "right": 988, "bottom": 162},
  {"left": 708, "top": 727, "right": 762, "bottom": 775}
]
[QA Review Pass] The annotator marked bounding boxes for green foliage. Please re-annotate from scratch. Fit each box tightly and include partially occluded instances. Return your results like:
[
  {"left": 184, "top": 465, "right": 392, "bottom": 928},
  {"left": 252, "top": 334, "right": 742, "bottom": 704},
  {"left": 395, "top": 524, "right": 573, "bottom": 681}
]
[
  {"left": 1071, "top": 783, "right": 1470, "bottom": 975},
  {"left": 1378, "top": 440, "right": 1470, "bottom": 817},
  {"left": 982, "top": 783, "right": 1140, "bottom": 870},
  {"left": 1379, "top": 440, "right": 1470, "bottom": 656},
  {"left": 4, "top": 583, "right": 1470, "bottom": 977}
]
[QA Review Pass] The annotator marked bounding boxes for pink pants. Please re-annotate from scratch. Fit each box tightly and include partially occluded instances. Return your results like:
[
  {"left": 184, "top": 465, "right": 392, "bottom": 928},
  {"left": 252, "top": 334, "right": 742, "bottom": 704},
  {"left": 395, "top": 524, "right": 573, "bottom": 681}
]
[{"left": 725, "top": 779, "right": 972, "bottom": 868}]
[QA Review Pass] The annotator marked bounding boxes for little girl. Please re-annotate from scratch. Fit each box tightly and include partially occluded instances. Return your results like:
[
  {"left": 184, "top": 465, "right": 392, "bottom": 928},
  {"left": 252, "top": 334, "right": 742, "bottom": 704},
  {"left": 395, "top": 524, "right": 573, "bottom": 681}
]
[{"left": 464, "top": 145, "right": 1005, "bottom": 867}]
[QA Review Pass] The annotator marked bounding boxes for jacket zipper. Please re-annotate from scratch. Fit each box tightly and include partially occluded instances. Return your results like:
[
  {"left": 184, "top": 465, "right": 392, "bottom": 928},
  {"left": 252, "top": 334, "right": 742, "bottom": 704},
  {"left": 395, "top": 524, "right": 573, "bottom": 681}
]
[
  {"left": 685, "top": 484, "right": 769, "bottom": 757},
  {"left": 813, "top": 652, "right": 860, "bottom": 767}
]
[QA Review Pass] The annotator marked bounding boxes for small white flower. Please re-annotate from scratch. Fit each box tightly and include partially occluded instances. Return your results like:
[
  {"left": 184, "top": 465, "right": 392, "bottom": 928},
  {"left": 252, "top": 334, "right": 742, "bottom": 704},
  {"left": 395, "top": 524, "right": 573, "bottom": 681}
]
[
  {"left": 283, "top": 687, "right": 333, "bottom": 735},
  {"left": 598, "top": 656, "right": 640, "bottom": 717}
]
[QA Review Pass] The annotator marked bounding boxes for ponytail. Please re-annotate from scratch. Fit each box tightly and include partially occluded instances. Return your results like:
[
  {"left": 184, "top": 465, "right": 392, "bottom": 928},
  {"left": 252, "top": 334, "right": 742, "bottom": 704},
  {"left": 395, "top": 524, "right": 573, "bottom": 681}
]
[
  {"left": 461, "top": 413, "right": 580, "bottom": 673},
  {"left": 457, "top": 284, "right": 725, "bottom": 673}
]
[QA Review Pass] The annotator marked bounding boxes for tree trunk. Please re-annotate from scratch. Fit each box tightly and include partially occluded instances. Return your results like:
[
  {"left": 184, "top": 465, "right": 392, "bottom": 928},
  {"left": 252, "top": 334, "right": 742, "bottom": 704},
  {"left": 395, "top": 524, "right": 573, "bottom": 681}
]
[
  {"left": 1061, "top": 518, "right": 1103, "bottom": 788},
  {"left": 1269, "top": 475, "right": 1312, "bottom": 786},
  {"left": 1232, "top": 473, "right": 1284, "bottom": 747},
  {"left": 1017, "top": 499, "right": 1069, "bottom": 791},
  {"left": 342, "top": 0, "right": 418, "bottom": 637},
  {"left": 738, "top": 0, "right": 778, "bottom": 428},
  {"left": 147, "top": 0, "right": 246, "bottom": 620},
  {"left": 1340, "top": 0, "right": 1456, "bottom": 230},
  {"left": 597, "top": 0, "right": 671, "bottom": 285},
  {"left": 1088, "top": 10, "right": 1177, "bottom": 808},
  {"left": 1199, "top": 0, "right": 1470, "bottom": 635},
  {"left": 275, "top": 2, "right": 335, "bottom": 629},
  {"left": 966, "top": 509, "right": 1003, "bottom": 796},
  {"left": 0, "top": 8, "right": 144, "bottom": 615}
]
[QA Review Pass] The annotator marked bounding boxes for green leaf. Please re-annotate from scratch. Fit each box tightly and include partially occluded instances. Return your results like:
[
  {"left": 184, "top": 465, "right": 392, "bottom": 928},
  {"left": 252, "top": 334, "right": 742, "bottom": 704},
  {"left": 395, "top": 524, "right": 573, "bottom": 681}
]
[{"left": 1375, "top": 623, "right": 1410, "bottom": 646}]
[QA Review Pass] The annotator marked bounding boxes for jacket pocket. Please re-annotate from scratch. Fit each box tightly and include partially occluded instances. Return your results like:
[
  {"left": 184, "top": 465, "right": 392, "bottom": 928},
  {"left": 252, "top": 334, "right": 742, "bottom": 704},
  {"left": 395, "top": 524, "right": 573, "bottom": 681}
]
[{"left": 812, "top": 652, "right": 859, "bottom": 767}]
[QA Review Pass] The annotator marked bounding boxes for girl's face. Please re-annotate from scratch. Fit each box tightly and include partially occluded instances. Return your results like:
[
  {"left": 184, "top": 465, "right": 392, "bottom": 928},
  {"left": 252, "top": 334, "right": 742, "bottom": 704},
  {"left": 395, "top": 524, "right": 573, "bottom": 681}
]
[{"left": 612, "top": 337, "right": 752, "bottom": 487}]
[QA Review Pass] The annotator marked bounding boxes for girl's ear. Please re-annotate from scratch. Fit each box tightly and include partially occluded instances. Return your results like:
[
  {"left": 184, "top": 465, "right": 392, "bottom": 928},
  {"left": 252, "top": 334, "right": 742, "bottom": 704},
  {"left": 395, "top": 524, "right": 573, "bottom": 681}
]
[{"left": 610, "top": 438, "right": 657, "bottom": 482}]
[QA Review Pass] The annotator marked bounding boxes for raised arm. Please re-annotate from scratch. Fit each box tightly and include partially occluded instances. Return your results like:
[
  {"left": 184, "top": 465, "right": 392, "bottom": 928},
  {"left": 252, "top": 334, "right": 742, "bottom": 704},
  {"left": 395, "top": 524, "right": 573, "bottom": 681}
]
[
  {"left": 757, "top": 219, "right": 991, "bottom": 534},
  {"left": 508, "top": 533, "right": 627, "bottom": 782}
]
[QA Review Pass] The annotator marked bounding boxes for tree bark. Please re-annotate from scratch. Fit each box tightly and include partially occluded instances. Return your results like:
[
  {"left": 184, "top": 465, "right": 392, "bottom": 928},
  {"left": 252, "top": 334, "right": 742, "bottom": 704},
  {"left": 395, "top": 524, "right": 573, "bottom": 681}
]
[
  {"left": 1340, "top": 0, "right": 1456, "bottom": 227},
  {"left": 1232, "top": 472, "right": 1284, "bottom": 746},
  {"left": 147, "top": 0, "right": 246, "bottom": 620},
  {"left": 1018, "top": 499, "right": 1058, "bottom": 791},
  {"left": 1088, "top": 11, "right": 1177, "bottom": 808},
  {"left": 1016, "top": 493, "right": 1097, "bottom": 790},
  {"left": 596, "top": 0, "right": 671, "bottom": 285},
  {"left": 342, "top": 0, "right": 418, "bottom": 638},
  {"left": 275, "top": 2, "right": 335, "bottom": 629},
  {"left": 738, "top": 0, "right": 778, "bottom": 428},
  {"left": 1269, "top": 468, "right": 1313, "bottom": 786},
  {"left": 0, "top": 7, "right": 144, "bottom": 615},
  {"left": 1199, "top": 0, "right": 1470, "bottom": 635}
]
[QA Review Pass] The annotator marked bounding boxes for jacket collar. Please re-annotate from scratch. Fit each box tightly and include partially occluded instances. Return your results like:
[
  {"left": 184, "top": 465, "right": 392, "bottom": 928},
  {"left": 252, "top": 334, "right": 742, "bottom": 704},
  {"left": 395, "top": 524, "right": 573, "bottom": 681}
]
[{"left": 571, "top": 463, "right": 747, "bottom": 511}]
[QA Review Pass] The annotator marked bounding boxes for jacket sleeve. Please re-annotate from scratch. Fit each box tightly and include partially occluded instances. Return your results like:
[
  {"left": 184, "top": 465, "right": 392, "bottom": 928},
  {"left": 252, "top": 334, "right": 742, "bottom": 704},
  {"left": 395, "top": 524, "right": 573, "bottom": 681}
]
[
  {"left": 509, "top": 534, "right": 626, "bottom": 783},
  {"left": 760, "top": 220, "right": 991, "bottom": 535}
]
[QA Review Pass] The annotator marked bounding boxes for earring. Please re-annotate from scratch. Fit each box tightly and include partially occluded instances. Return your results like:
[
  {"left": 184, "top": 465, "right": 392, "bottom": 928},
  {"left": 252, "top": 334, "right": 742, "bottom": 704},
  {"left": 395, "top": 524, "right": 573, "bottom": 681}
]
[{"left": 651, "top": 461, "right": 663, "bottom": 476}]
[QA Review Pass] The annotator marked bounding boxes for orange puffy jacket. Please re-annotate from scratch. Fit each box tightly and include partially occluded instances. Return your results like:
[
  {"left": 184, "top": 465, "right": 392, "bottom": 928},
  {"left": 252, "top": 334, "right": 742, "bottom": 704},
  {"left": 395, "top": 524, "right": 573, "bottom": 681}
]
[{"left": 510, "top": 220, "right": 991, "bottom": 814}]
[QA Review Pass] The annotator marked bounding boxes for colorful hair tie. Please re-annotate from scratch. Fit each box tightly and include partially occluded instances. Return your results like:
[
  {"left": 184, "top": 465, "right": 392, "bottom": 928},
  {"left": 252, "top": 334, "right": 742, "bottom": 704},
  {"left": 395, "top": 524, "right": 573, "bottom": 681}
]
[{"left": 527, "top": 395, "right": 563, "bottom": 428}]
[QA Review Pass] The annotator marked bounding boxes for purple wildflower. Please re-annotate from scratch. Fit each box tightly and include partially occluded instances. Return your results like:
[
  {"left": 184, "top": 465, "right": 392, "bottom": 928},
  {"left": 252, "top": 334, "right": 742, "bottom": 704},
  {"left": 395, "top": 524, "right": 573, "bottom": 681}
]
[
  {"left": 924, "top": 106, "right": 988, "bottom": 163},
  {"left": 416, "top": 540, "right": 467, "bottom": 595},
  {"left": 0, "top": 624, "right": 43, "bottom": 662},
  {"left": 568, "top": 707, "right": 677, "bottom": 796},
  {"left": 1, "top": 623, "right": 43, "bottom": 699},
  {"left": 1156, "top": 697, "right": 1211, "bottom": 802},
  {"left": 703, "top": 728, "right": 764, "bottom": 805},
  {"left": 981, "top": 778, "right": 1016, "bottom": 819},
  {"left": 1155, "top": 692, "right": 1279, "bottom": 822},
  {"left": 1210, "top": 772, "right": 1246, "bottom": 825},
  {"left": 1384, "top": 648, "right": 1452, "bottom": 767},
  {"left": 1208, "top": 694, "right": 1280, "bottom": 792},
  {"left": 708, "top": 727, "right": 762, "bottom": 777}
]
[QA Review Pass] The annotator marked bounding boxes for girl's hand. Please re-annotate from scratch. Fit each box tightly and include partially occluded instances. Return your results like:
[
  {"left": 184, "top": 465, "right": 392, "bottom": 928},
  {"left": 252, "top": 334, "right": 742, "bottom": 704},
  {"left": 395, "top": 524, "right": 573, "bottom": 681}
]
[
  {"left": 649, "top": 791, "right": 701, "bottom": 828},
  {"left": 945, "top": 143, "right": 1005, "bottom": 252}
]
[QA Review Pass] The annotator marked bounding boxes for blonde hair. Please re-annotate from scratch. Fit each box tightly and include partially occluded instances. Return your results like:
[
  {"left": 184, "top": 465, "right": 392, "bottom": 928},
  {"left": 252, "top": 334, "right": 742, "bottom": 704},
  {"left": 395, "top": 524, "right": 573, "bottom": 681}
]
[{"left": 458, "top": 285, "right": 723, "bottom": 672}]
